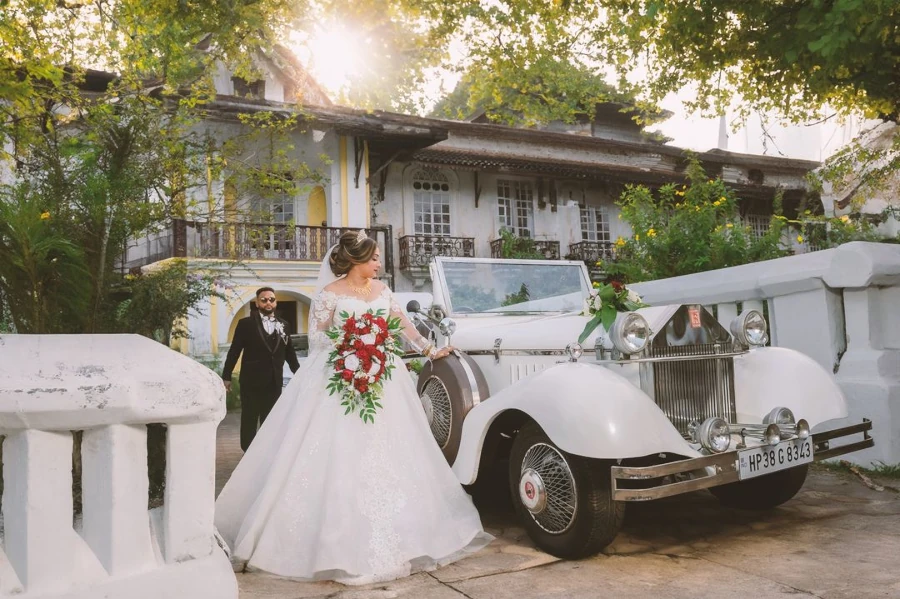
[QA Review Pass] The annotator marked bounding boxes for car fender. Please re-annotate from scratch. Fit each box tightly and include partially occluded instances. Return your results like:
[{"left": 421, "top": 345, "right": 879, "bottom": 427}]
[
  {"left": 734, "top": 347, "right": 847, "bottom": 427},
  {"left": 451, "top": 362, "right": 696, "bottom": 485}
]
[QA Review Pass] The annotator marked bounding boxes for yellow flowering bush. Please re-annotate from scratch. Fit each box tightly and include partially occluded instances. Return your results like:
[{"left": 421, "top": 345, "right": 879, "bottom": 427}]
[{"left": 608, "top": 158, "right": 791, "bottom": 282}]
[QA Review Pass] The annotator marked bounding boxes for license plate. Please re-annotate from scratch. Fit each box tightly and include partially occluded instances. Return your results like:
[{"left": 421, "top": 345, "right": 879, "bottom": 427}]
[{"left": 737, "top": 438, "right": 813, "bottom": 480}]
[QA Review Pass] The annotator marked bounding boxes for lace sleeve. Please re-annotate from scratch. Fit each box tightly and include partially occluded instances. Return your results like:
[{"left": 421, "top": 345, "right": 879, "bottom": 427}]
[
  {"left": 308, "top": 291, "right": 337, "bottom": 351},
  {"left": 388, "top": 289, "right": 433, "bottom": 355}
]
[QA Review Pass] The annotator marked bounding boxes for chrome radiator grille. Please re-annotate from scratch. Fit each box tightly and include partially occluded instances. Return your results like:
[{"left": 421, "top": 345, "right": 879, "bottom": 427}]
[{"left": 643, "top": 343, "right": 737, "bottom": 437}]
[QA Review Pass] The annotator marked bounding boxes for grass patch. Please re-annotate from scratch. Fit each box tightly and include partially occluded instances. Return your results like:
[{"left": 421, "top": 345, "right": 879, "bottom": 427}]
[{"left": 814, "top": 460, "right": 900, "bottom": 479}]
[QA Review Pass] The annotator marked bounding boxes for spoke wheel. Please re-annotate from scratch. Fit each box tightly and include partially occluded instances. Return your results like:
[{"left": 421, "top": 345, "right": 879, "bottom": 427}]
[
  {"left": 420, "top": 376, "right": 452, "bottom": 448},
  {"left": 519, "top": 443, "right": 577, "bottom": 534},
  {"left": 509, "top": 422, "right": 625, "bottom": 559}
]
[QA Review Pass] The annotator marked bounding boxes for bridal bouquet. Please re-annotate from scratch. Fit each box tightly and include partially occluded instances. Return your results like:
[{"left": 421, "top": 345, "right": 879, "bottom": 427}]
[
  {"left": 325, "top": 309, "right": 404, "bottom": 423},
  {"left": 577, "top": 280, "right": 648, "bottom": 343}
]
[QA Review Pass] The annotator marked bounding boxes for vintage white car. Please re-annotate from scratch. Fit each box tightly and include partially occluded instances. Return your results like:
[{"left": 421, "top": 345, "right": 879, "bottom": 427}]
[{"left": 403, "top": 256, "right": 874, "bottom": 559}]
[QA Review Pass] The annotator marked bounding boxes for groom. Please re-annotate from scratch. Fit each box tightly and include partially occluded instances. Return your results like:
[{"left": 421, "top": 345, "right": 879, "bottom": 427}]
[{"left": 222, "top": 287, "right": 301, "bottom": 451}]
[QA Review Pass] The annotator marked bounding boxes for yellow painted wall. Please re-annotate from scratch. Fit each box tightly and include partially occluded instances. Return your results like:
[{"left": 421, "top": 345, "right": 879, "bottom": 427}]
[{"left": 308, "top": 185, "right": 327, "bottom": 227}]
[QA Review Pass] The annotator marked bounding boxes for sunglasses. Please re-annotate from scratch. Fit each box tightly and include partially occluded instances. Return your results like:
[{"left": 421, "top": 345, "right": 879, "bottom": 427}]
[{"left": 258, "top": 297, "right": 277, "bottom": 304}]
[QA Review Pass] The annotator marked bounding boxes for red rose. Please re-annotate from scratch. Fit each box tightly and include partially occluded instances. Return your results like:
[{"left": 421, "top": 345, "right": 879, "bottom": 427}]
[
  {"left": 342, "top": 370, "right": 353, "bottom": 381},
  {"left": 345, "top": 316, "right": 356, "bottom": 329},
  {"left": 611, "top": 280, "right": 624, "bottom": 292},
  {"left": 354, "top": 339, "right": 364, "bottom": 350},
  {"left": 358, "top": 382, "right": 369, "bottom": 393},
  {"left": 335, "top": 359, "right": 344, "bottom": 369}
]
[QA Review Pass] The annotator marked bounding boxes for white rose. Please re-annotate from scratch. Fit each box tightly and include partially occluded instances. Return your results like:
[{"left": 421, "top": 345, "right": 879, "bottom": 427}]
[
  {"left": 582, "top": 299, "right": 591, "bottom": 316},
  {"left": 344, "top": 354, "right": 360, "bottom": 372},
  {"left": 592, "top": 295, "right": 604, "bottom": 311},
  {"left": 367, "top": 359, "right": 381, "bottom": 376},
  {"left": 627, "top": 289, "right": 641, "bottom": 304},
  {"left": 360, "top": 333, "right": 377, "bottom": 345}
]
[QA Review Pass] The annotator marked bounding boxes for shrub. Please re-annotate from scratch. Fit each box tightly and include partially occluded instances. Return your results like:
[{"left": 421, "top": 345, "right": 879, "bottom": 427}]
[{"left": 607, "top": 159, "right": 791, "bottom": 282}]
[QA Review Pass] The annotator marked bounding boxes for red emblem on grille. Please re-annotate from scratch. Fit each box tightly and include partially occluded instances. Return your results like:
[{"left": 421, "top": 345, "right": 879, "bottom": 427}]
[{"left": 689, "top": 308, "right": 702, "bottom": 329}]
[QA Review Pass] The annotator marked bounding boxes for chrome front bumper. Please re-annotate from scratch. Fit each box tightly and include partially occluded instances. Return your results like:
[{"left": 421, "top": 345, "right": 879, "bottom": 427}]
[{"left": 611, "top": 419, "right": 874, "bottom": 501}]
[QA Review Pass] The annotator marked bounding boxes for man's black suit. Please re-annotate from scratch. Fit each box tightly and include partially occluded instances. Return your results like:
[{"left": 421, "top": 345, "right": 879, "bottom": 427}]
[{"left": 222, "top": 311, "right": 300, "bottom": 450}]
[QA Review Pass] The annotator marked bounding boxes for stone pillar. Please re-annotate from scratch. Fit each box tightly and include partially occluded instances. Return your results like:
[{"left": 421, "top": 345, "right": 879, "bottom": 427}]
[
  {"left": 81, "top": 424, "right": 155, "bottom": 576},
  {"left": 833, "top": 286, "right": 900, "bottom": 465},
  {"left": 2, "top": 430, "right": 74, "bottom": 592},
  {"left": 163, "top": 421, "right": 218, "bottom": 563},
  {"left": 824, "top": 242, "right": 900, "bottom": 465}
]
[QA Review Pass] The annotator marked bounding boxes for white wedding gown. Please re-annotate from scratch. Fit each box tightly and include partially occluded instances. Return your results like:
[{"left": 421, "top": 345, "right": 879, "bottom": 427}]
[{"left": 214, "top": 286, "right": 493, "bottom": 585}]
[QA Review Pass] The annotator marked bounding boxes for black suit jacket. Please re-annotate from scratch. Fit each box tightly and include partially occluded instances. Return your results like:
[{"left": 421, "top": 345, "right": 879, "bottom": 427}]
[{"left": 222, "top": 312, "right": 300, "bottom": 391}]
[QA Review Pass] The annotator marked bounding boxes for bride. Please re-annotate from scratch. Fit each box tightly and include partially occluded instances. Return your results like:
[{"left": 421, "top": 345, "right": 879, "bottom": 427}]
[{"left": 214, "top": 230, "right": 493, "bottom": 585}]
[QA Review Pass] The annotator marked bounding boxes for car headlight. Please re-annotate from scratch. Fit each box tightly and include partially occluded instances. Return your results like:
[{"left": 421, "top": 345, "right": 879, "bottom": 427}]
[
  {"left": 730, "top": 310, "right": 768, "bottom": 347},
  {"left": 610, "top": 312, "right": 649, "bottom": 355},
  {"left": 697, "top": 417, "right": 731, "bottom": 453},
  {"left": 764, "top": 406, "right": 795, "bottom": 426}
]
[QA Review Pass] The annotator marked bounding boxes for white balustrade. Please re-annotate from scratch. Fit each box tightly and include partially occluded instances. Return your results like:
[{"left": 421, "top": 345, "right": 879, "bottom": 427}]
[
  {"left": 0, "top": 334, "right": 237, "bottom": 599},
  {"left": 632, "top": 242, "right": 900, "bottom": 466}
]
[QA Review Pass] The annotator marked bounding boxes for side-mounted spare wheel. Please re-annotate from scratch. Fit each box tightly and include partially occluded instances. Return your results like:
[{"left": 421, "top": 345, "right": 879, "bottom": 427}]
[
  {"left": 416, "top": 352, "right": 489, "bottom": 465},
  {"left": 509, "top": 422, "right": 625, "bottom": 559}
]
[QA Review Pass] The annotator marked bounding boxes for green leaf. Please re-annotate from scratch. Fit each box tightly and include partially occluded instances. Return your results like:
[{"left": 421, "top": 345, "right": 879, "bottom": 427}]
[
  {"left": 577, "top": 312, "right": 603, "bottom": 343},
  {"left": 600, "top": 305, "right": 617, "bottom": 332}
]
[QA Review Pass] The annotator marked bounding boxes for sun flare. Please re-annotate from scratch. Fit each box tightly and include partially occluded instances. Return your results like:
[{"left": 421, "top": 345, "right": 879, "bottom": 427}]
[{"left": 295, "top": 22, "right": 364, "bottom": 95}]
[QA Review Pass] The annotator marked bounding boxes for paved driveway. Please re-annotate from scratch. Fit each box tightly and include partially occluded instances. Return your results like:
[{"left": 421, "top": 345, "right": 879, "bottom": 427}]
[{"left": 216, "top": 413, "right": 900, "bottom": 599}]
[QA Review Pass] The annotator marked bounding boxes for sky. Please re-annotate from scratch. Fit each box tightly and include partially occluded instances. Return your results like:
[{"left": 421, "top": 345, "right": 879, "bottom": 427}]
[{"left": 293, "top": 25, "right": 864, "bottom": 165}]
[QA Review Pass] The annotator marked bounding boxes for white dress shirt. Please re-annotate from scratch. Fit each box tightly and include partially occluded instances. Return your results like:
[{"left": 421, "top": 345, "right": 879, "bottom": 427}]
[{"left": 262, "top": 315, "right": 277, "bottom": 335}]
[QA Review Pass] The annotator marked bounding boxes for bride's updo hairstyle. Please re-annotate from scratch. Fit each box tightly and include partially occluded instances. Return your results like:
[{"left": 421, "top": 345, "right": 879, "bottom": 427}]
[{"left": 329, "top": 230, "right": 378, "bottom": 276}]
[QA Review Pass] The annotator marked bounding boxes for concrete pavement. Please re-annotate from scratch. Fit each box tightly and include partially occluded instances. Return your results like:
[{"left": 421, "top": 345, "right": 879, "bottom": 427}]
[{"left": 216, "top": 413, "right": 900, "bottom": 599}]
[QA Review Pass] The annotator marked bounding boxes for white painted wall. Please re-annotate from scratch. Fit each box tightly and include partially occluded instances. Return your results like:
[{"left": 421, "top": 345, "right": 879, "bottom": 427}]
[
  {"left": 376, "top": 161, "right": 630, "bottom": 291},
  {"left": 631, "top": 242, "right": 900, "bottom": 466},
  {"left": 0, "top": 334, "right": 237, "bottom": 599}
]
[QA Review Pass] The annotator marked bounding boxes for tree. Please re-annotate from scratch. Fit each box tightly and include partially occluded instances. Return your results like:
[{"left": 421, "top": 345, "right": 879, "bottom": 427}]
[
  {"left": 0, "top": 1, "right": 341, "bottom": 335},
  {"left": 424, "top": 1, "right": 899, "bottom": 205}
]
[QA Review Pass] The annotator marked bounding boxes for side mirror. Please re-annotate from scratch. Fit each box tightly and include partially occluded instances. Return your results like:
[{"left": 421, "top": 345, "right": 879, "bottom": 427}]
[
  {"left": 406, "top": 300, "right": 421, "bottom": 314},
  {"left": 439, "top": 317, "right": 457, "bottom": 338}
]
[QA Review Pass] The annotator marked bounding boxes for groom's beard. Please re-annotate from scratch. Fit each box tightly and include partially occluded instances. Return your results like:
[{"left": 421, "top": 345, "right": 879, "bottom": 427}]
[{"left": 259, "top": 306, "right": 276, "bottom": 317}]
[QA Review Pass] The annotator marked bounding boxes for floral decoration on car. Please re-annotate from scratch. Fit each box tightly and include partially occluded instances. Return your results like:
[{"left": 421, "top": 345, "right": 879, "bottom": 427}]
[
  {"left": 326, "top": 309, "right": 405, "bottom": 423},
  {"left": 578, "top": 281, "right": 648, "bottom": 343}
]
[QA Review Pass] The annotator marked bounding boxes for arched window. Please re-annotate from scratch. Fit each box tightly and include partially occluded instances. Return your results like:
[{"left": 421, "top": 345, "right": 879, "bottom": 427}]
[{"left": 412, "top": 168, "right": 451, "bottom": 236}]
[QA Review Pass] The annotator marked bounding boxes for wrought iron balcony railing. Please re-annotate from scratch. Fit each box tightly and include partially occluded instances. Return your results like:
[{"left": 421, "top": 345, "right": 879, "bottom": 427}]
[
  {"left": 120, "top": 220, "right": 394, "bottom": 284},
  {"left": 399, "top": 235, "right": 476, "bottom": 270},
  {"left": 489, "top": 238, "right": 561, "bottom": 260},
  {"left": 568, "top": 240, "right": 617, "bottom": 264}
]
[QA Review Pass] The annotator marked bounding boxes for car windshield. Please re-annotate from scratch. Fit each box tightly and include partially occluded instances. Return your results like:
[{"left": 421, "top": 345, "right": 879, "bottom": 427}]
[{"left": 439, "top": 259, "right": 591, "bottom": 314}]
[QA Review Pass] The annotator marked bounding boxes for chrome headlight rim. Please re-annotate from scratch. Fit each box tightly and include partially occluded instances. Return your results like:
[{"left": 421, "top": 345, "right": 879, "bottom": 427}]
[
  {"left": 763, "top": 406, "right": 795, "bottom": 426},
  {"left": 698, "top": 416, "right": 732, "bottom": 454},
  {"left": 610, "top": 312, "right": 650, "bottom": 355},
  {"left": 730, "top": 309, "right": 768, "bottom": 348}
]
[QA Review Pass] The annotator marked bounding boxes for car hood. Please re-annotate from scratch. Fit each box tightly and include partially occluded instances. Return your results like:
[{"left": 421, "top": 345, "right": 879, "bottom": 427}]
[{"left": 450, "top": 305, "right": 687, "bottom": 351}]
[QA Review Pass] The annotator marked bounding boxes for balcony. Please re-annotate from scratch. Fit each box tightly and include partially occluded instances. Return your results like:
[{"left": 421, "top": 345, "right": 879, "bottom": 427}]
[
  {"left": 399, "top": 235, "right": 476, "bottom": 270},
  {"left": 120, "top": 220, "right": 394, "bottom": 283},
  {"left": 567, "top": 240, "right": 617, "bottom": 264},
  {"left": 490, "top": 238, "right": 561, "bottom": 260}
]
